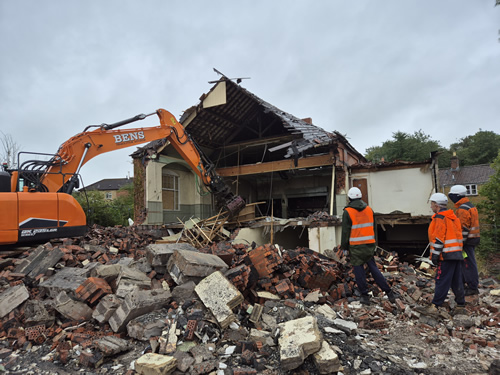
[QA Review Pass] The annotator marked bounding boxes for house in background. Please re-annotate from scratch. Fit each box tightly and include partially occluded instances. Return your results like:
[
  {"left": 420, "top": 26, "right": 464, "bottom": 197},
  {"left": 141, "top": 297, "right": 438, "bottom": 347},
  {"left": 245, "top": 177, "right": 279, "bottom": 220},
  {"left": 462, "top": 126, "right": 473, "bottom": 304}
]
[
  {"left": 439, "top": 154, "right": 495, "bottom": 206},
  {"left": 84, "top": 177, "right": 134, "bottom": 200}
]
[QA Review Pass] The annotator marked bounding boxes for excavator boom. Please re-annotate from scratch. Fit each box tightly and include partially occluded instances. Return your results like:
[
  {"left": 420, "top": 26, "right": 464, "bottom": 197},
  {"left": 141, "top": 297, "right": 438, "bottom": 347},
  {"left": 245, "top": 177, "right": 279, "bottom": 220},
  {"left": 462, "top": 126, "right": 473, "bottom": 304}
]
[{"left": 0, "top": 109, "right": 245, "bottom": 246}]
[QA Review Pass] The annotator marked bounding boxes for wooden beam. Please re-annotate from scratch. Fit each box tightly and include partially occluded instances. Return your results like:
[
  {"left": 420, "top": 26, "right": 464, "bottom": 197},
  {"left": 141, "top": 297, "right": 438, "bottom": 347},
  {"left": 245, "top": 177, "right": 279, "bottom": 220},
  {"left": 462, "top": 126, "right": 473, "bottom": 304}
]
[{"left": 216, "top": 153, "right": 334, "bottom": 177}]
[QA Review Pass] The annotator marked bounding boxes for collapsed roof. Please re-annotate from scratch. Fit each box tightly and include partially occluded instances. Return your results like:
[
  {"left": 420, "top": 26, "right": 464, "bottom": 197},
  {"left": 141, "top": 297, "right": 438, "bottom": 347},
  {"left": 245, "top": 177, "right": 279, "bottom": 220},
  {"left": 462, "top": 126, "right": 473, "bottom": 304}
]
[{"left": 132, "top": 76, "right": 365, "bottom": 165}]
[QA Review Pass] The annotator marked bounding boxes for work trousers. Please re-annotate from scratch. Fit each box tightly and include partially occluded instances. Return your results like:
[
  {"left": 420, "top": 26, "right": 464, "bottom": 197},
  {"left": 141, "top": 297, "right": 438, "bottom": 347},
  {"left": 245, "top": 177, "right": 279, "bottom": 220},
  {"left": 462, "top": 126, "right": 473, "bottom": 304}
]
[
  {"left": 433, "top": 260, "right": 465, "bottom": 306},
  {"left": 353, "top": 257, "right": 391, "bottom": 295},
  {"left": 462, "top": 243, "right": 479, "bottom": 290}
]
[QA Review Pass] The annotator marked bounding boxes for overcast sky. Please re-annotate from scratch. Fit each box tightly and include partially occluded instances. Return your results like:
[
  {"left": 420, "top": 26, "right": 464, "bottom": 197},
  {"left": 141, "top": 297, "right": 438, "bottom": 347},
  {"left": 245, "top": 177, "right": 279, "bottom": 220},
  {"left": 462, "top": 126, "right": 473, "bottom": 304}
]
[{"left": 1, "top": 1, "right": 499, "bottom": 186}]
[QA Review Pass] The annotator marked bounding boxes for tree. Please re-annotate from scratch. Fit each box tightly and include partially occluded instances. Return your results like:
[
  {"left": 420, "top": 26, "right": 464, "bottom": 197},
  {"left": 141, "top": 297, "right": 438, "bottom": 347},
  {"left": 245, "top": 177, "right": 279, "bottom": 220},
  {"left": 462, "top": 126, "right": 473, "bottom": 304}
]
[
  {"left": 73, "top": 183, "right": 134, "bottom": 227},
  {"left": 0, "top": 131, "right": 21, "bottom": 168},
  {"left": 365, "top": 130, "right": 443, "bottom": 163},
  {"left": 476, "top": 150, "right": 500, "bottom": 260},
  {"left": 450, "top": 130, "right": 500, "bottom": 167}
]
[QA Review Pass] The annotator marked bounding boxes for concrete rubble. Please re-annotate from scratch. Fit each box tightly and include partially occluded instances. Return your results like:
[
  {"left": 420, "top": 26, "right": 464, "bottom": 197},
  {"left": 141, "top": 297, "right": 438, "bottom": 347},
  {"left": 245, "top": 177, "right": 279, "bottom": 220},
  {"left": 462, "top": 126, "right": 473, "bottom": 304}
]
[{"left": 0, "top": 224, "right": 497, "bottom": 374}]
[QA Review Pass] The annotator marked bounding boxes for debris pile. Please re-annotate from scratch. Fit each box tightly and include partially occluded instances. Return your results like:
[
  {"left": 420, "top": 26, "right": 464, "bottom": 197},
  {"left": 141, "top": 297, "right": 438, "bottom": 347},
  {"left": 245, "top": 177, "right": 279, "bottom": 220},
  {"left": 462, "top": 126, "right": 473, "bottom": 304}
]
[{"left": 0, "top": 226, "right": 498, "bottom": 374}]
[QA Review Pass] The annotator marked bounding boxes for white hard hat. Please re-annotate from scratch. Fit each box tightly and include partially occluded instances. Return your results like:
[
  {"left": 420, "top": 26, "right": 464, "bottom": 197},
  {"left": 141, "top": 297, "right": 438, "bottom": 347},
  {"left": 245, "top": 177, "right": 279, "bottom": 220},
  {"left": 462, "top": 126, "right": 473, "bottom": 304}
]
[
  {"left": 429, "top": 192, "right": 448, "bottom": 206},
  {"left": 348, "top": 187, "right": 362, "bottom": 199},
  {"left": 449, "top": 185, "right": 467, "bottom": 196}
]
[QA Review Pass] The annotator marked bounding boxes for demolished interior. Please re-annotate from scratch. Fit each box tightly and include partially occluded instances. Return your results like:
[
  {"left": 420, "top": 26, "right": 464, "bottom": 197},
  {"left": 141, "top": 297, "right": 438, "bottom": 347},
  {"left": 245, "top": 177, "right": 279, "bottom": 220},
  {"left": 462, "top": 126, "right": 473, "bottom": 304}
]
[{"left": 132, "top": 76, "right": 438, "bottom": 258}]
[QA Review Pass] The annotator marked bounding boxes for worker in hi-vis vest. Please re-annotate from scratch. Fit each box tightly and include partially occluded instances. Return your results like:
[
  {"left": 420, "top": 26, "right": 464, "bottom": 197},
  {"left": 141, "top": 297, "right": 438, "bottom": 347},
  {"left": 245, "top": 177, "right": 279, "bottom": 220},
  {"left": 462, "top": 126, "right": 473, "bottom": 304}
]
[
  {"left": 416, "top": 192, "right": 466, "bottom": 318},
  {"left": 448, "top": 184, "right": 480, "bottom": 296},
  {"left": 340, "top": 187, "right": 396, "bottom": 306}
]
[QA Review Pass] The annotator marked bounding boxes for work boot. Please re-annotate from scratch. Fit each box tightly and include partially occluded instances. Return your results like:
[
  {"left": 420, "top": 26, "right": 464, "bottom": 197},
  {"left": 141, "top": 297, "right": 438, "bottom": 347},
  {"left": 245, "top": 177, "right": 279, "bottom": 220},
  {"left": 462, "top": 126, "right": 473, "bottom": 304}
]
[
  {"left": 464, "top": 288, "right": 479, "bottom": 296},
  {"left": 452, "top": 305, "right": 467, "bottom": 316},
  {"left": 415, "top": 304, "right": 439, "bottom": 318},
  {"left": 386, "top": 290, "right": 397, "bottom": 304},
  {"left": 360, "top": 294, "right": 371, "bottom": 305},
  {"left": 437, "top": 307, "right": 452, "bottom": 320}
]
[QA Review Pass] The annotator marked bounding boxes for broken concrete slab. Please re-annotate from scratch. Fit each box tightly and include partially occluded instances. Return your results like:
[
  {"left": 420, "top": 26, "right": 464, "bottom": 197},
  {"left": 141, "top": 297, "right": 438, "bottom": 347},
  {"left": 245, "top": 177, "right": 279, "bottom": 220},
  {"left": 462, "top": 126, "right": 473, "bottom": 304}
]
[
  {"left": 332, "top": 318, "right": 357, "bottom": 335},
  {"left": 54, "top": 291, "right": 93, "bottom": 321},
  {"left": 95, "top": 335, "right": 132, "bottom": 357},
  {"left": 171, "top": 281, "right": 197, "bottom": 303},
  {"left": 313, "top": 340, "right": 341, "bottom": 374},
  {"left": 145, "top": 243, "right": 197, "bottom": 271},
  {"left": 23, "top": 300, "right": 55, "bottom": 327},
  {"left": 14, "top": 245, "right": 64, "bottom": 280},
  {"left": 195, "top": 270, "right": 243, "bottom": 328},
  {"left": 0, "top": 284, "right": 30, "bottom": 318},
  {"left": 249, "top": 328, "right": 275, "bottom": 347},
  {"left": 90, "top": 264, "right": 122, "bottom": 283},
  {"left": 167, "top": 249, "right": 229, "bottom": 285},
  {"left": 108, "top": 288, "right": 172, "bottom": 333},
  {"left": 39, "top": 266, "right": 90, "bottom": 298},
  {"left": 127, "top": 310, "right": 169, "bottom": 341},
  {"left": 14, "top": 245, "right": 50, "bottom": 275},
  {"left": 172, "top": 351, "right": 195, "bottom": 373},
  {"left": 314, "top": 304, "right": 337, "bottom": 321},
  {"left": 134, "top": 353, "right": 176, "bottom": 375},
  {"left": 92, "top": 294, "right": 122, "bottom": 324},
  {"left": 278, "top": 315, "right": 322, "bottom": 371},
  {"left": 115, "top": 266, "right": 152, "bottom": 298}
]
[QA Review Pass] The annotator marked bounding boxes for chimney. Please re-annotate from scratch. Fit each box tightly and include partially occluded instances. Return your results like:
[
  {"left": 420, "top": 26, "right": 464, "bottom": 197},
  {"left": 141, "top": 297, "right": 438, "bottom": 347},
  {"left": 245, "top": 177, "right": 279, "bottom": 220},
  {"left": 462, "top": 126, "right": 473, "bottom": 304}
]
[
  {"left": 450, "top": 152, "right": 459, "bottom": 171},
  {"left": 302, "top": 117, "right": 312, "bottom": 124}
]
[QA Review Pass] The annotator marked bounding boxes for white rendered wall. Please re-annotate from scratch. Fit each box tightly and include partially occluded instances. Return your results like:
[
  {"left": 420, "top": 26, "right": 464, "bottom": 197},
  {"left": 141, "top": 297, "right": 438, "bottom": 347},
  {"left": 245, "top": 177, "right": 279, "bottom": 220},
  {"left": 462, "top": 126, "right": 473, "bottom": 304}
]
[{"left": 352, "top": 167, "right": 434, "bottom": 216}]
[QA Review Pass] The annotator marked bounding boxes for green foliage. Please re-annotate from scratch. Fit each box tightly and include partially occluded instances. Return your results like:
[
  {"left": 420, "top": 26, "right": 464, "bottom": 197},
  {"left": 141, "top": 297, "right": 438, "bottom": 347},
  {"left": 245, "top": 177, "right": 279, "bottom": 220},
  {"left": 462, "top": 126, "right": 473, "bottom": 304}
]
[
  {"left": 73, "top": 183, "right": 134, "bottom": 227},
  {"left": 364, "top": 129, "right": 499, "bottom": 168},
  {"left": 450, "top": 130, "right": 500, "bottom": 167},
  {"left": 476, "top": 150, "right": 500, "bottom": 258},
  {"left": 365, "top": 130, "right": 442, "bottom": 163}
]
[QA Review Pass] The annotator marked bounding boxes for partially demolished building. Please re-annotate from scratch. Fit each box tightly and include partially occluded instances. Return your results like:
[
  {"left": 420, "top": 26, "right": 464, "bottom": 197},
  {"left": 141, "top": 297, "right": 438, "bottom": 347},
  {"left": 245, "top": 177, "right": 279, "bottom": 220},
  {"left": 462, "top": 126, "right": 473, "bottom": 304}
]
[{"left": 132, "top": 77, "right": 439, "bottom": 256}]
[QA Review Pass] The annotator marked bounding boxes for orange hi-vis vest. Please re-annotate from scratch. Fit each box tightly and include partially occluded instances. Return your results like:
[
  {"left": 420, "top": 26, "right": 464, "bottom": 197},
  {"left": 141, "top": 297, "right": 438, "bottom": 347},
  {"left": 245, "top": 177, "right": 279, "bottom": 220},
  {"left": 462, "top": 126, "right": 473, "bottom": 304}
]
[
  {"left": 455, "top": 197, "right": 480, "bottom": 240},
  {"left": 428, "top": 209, "right": 463, "bottom": 261},
  {"left": 345, "top": 206, "right": 376, "bottom": 246}
]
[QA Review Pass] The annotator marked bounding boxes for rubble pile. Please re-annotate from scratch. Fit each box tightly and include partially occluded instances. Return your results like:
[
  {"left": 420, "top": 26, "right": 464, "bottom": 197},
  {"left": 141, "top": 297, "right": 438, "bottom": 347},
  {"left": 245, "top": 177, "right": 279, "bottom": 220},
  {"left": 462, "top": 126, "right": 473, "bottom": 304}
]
[{"left": 0, "top": 227, "right": 498, "bottom": 375}]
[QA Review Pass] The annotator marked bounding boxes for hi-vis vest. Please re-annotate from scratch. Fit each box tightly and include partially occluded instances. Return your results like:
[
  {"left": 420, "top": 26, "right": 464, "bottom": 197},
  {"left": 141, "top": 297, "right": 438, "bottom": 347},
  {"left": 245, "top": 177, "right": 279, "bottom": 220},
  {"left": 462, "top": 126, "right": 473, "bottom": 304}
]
[
  {"left": 345, "top": 207, "right": 376, "bottom": 246},
  {"left": 456, "top": 198, "right": 480, "bottom": 240},
  {"left": 428, "top": 210, "right": 463, "bottom": 261}
]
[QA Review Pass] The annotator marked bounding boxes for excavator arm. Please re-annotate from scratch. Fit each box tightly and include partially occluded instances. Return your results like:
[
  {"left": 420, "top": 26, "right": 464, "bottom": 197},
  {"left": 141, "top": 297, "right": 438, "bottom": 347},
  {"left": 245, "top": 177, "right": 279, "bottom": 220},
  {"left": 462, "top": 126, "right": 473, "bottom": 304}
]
[
  {"left": 36, "top": 108, "right": 244, "bottom": 214},
  {"left": 2, "top": 109, "right": 244, "bottom": 246}
]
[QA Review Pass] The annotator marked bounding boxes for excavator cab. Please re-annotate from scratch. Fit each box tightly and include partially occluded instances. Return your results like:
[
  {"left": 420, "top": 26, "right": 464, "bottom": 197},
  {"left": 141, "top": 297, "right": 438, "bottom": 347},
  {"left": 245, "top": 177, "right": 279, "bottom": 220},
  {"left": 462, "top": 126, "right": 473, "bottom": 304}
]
[{"left": 0, "top": 170, "right": 10, "bottom": 193}]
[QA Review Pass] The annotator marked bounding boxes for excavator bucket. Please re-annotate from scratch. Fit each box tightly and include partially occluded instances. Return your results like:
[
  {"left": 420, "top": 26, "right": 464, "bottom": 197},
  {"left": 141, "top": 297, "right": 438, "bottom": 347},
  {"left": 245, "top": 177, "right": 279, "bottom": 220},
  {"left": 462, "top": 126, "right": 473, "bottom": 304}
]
[{"left": 224, "top": 195, "right": 246, "bottom": 218}]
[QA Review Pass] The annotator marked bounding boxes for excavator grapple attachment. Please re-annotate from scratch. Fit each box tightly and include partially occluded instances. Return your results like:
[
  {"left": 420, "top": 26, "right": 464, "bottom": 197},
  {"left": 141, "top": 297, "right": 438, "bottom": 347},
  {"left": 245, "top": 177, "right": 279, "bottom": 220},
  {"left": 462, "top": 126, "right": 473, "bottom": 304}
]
[{"left": 224, "top": 195, "right": 246, "bottom": 218}]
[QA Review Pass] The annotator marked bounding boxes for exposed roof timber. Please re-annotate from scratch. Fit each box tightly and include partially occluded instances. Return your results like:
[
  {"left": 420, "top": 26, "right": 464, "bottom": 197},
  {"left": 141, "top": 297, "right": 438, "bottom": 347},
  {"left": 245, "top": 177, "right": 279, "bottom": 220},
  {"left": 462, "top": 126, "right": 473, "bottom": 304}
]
[
  {"left": 216, "top": 153, "right": 334, "bottom": 177},
  {"left": 221, "top": 134, "right": 297, "bottom": 150},
  {"left": 351, "top": 160, "right": 432, "bottom": 172}
]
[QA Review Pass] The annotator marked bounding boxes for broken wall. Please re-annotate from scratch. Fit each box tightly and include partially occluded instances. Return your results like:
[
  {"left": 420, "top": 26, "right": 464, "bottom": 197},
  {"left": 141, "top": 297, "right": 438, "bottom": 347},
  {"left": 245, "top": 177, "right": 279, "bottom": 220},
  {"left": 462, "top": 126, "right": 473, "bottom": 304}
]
[
  {"left": 351, "top": 166, "right": 434, "bottom": 216},
  {"left": 233, "top": 223, "right": 341, "bottom": 255}
]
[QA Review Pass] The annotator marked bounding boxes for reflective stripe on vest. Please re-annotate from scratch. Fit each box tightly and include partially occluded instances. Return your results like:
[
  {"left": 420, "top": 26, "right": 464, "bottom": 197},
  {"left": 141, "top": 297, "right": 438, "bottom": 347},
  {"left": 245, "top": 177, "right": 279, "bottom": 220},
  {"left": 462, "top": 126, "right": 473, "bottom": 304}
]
[
  {"left": 443, "top": 238, "right": 462, "bottom": 253},
  {"left": 428, "top": 211, "right": 463, "bottom": 260},
  {"left": 345, "top": 207, "right": 375, "bottom": 245},
  {"left": 459, "top": 202, "right": 480, "bottom": 239}
]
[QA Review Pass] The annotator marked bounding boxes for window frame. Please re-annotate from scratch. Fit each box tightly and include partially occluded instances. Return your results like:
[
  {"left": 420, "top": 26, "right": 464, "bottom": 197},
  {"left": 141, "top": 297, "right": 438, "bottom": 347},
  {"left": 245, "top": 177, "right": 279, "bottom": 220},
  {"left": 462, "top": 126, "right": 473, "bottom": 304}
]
[
  {"left": 162, "top": 169, "right": 180, "bottom": 211},
  {"left": 105, "top": 192, "right": 113, "bottom": 200},
  {"left": 465, "top": 184, "right": 478, "bottom": 196}
]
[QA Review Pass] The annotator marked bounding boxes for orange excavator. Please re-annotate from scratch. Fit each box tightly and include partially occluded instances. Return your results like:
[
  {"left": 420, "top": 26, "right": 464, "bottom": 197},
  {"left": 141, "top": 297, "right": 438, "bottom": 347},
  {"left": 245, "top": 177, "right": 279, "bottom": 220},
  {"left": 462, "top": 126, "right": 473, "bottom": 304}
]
[{"left": 0, "top": 109, "right": 245, "bottom": 246}]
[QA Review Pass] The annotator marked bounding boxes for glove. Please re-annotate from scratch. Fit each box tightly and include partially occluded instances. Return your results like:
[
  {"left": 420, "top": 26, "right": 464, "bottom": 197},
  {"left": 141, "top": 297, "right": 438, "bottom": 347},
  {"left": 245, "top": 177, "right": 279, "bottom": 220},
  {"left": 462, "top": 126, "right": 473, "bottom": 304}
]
[{"left": 431, "top": 254, "right": 440, "bottom": 266}]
